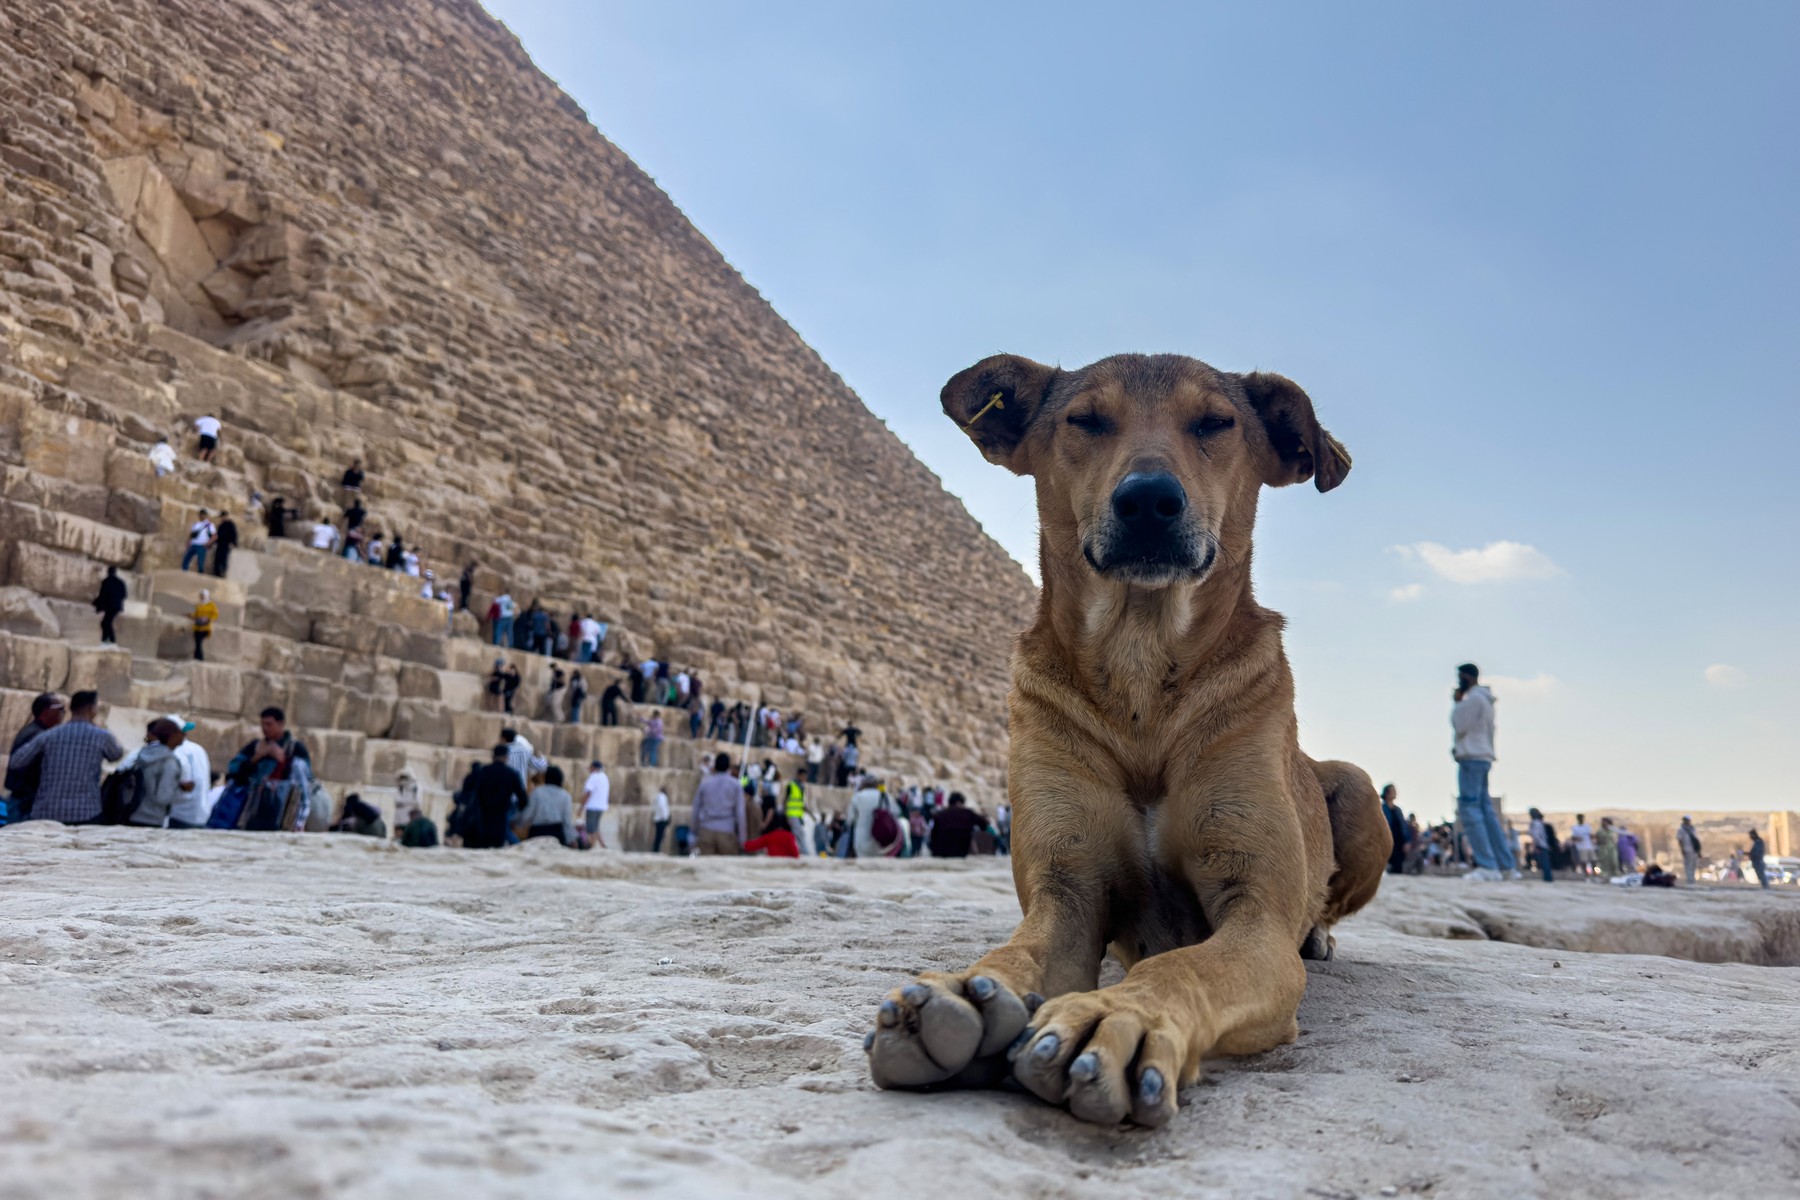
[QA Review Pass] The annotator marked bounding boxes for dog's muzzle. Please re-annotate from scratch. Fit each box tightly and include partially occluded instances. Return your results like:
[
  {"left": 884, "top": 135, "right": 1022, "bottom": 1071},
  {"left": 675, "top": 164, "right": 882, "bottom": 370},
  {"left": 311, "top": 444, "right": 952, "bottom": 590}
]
[{"left": 1083, "top": 471, "right": 1217, "bottom": 585}]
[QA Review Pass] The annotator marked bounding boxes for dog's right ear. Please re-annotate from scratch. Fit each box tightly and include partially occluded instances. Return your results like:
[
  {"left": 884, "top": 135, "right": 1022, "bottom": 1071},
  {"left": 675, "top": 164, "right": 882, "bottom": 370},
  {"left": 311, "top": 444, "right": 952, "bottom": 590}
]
[{"left": 940, "top": 354, "right": 1059, "bottom": 476}]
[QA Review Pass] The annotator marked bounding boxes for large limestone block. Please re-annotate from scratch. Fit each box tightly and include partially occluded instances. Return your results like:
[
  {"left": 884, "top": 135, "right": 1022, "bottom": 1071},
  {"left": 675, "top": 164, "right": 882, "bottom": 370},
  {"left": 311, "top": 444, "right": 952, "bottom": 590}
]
[
  {"left": 396, "top": 663, "right": 443, "bottom": 700},
  {"left": 151, "top": 570, "right": 246, "bottom": 612},
  {"left": 377, "top": 625, "right": 449, "bottom": 669},
  {"left": 288, "top": 678, "right": 349, "bottom": 732},
  {"left": 4, "top": 542, "right": 108, "bottom": 603},
  {"left": 0, "top": 635, "right": 70, "bottom": 692},
  {"left": 390, "top": 699, "right": 452, "bottom": 745},
  {"left": 449, "top": 710, "right": 505, "bottom": 755},
  {"left": 184, "top": 661, "right": 244, "bottom": 716},
  {"left": 228, "top": 549, "right": 286, "bottom": 600},
  {"left": 0, "top": 586, "right": 60, "bottom": 637},
  {"left": 309, "top": 613, "right": 381, "bottom": 656},
  {"left": 307, "top": 729, "right": 367, "bottom": 785},
  {"left": 592, "top": 726, "right": 642, "bottom": 766},
  {"left": 550, "top": 724, "right": 595, "bottom": 761},
  {"left": 366, "top": 740, "right": 458, "bottom": 791},
  {"left": 19, "top": 409, "right": 110, "bottom": 487},
  {"left": 286, "top": 645, "right": 346, "bottom": 684},
  {"left": 351, "top": 578, "right": 448, "bottom": 636},
  {"left": 66, "top": 646, "right": 132, "bottom": 705},
  {"left": 243, "top": 595, "right": 311, "bottom": 642},
  {"left": 236, "top": 670, "right": 292, "bottom": 720}
]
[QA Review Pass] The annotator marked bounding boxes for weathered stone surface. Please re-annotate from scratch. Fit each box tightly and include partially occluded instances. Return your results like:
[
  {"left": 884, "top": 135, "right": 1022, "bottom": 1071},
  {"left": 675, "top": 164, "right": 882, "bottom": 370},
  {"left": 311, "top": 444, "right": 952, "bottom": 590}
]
[{"left": 0, "top": 586, "right": 60, "bottom": 637}]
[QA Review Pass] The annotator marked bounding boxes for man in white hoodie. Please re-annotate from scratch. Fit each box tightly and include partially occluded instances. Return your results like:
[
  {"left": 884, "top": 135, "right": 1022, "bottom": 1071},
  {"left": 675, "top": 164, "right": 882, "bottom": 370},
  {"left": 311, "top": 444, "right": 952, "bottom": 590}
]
[{"left": 1452, "top": 663, "right": 1517, "bottom": 881}]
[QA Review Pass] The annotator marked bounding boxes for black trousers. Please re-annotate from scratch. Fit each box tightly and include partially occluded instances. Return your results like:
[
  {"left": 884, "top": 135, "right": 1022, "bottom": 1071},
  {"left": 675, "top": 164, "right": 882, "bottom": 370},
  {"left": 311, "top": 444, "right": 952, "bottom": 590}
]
[
  {"left": 193, "top": 630, "right": 209, "bottom": 660},
  {"left": 601, "top": 701, "right": 618, "bottom": 726},
  {"left": 212, "top": 546, "right": 232, "bottom": 577},
  {"left": 99, "top": 610, "right": 118, "bottom": 643}
]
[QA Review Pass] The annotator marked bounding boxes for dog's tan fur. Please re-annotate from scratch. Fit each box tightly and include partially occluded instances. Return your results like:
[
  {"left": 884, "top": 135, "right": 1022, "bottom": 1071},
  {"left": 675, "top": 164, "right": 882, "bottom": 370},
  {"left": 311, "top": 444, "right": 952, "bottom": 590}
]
[{"left": 866, "top": 353, "right": 1388, "bottom": 1126}]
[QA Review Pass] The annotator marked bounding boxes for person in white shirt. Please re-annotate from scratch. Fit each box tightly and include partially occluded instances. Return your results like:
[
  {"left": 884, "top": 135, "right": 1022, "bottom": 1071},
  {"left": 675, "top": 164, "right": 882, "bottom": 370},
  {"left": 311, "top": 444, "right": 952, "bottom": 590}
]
[
  {"left": 309, "top": 521, "right": 339, "bottom": 552},
  {"left": 193, "top": 414, "right": 222, "bottom": 462},
  {"left": 164, "top": 715, "right": 212, "bottom": 828},
  {"left": 149, "top": 440, "right": 177, "bottom": 477},
  {"left": 1569, "top": 815, "right": 1597, "bottom": 876},
  {"left": 420, "top": 570, "right": 436, "bottom": 600},
  {"left": 403, "top": 549, "right": 421, "bottom": 577},
  {"left": 577, "top": 616, "right": 602, "bottom": 662},
  {"left": 652, "top": 786, "right": 670, "bottom": 853},
  {"left": 1451, "top": 663, "right": 1516, "bottom": 881},
  {"left": 675, "top": 671, "right": 691, "bottom": 702},
  {"left": 581, "top": 761, "right": 610, "bottom": 847},
  {"left": 182, "top": 510, "right": 215, "bottom": 573},
  {"left": 501, "top": 727, "right": 534, "bottom": 788}
]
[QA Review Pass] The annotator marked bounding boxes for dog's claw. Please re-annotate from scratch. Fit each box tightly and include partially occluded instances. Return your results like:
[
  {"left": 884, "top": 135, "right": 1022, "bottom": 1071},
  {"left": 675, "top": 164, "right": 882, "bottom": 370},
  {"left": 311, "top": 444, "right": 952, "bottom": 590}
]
[
  {"left": 1030, "top": 1033, "right": 1060, "bottom": 1063},
  {"left": 1023, "top": 992, "right": 1045, "bottom": 1013},
  {"left": 863, "top": 1030, "right": 876, "bottom": 1053},
  {"left": 902, "top": 984, "right": 931, "bottom": 1007},
  {"left": 1006, "top": 1027, "right": 1034, "bottom": 1060},
  {"left": 878, "top": 1000, "right": 900, "bottom": 1028},
  {"left": 1069, "top": 1051, "right": 1099, "bottom": 1083},
  {"left": 968, "top": 975, "right": 996, "bottom": 1001},
  {"left": 1139, "top": 1067, "right": 1164, "bottom": 1105}
]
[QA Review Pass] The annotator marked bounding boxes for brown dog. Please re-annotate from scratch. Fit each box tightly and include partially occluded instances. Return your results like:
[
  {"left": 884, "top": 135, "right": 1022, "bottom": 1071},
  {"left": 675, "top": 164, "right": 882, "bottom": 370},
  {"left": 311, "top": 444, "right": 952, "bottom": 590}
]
[{"left": 865, "top": 352, "right": 1389, "bottom": 1126}]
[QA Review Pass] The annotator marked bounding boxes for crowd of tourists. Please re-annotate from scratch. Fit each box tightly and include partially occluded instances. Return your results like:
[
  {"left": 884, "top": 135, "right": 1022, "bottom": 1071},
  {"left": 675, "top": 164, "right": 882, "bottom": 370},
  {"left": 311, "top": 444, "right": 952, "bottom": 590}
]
[
  {"left": 1372, "top": 662, "right": 1780, "bottom": 889},
  {"left": 0, "top": 689, "right": 1011, "bottom": 865}
]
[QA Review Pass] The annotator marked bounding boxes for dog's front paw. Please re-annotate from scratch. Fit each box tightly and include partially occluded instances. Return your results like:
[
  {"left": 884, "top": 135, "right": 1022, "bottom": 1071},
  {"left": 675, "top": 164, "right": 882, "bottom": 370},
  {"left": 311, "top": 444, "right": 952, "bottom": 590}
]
[
  {"left": 866, "top": 972, "right": 1039, "bottom": 1090},
  {"left": 1009, "top": 989, "right": 1195, "bottom": 1126}
]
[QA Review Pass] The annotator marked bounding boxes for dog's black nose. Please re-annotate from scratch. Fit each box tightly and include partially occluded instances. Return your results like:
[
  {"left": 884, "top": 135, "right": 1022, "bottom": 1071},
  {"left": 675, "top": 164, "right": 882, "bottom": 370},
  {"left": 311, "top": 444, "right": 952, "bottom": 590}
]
[{"left": 1111, "top": 472, "right": 1187, "bottom": 528}]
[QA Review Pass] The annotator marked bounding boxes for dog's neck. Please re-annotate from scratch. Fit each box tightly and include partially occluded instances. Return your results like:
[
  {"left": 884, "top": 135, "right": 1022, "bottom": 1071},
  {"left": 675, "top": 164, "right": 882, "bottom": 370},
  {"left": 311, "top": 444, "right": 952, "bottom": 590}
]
[{"left": 1035, "top": 528, "right": 1263, "bottom": 722}]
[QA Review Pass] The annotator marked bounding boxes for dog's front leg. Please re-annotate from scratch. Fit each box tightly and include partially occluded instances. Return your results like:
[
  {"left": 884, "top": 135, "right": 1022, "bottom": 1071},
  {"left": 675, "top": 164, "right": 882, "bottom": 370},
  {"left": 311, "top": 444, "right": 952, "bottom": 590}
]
[
  {"left": 1010, "top": 770, "right": 1315, "bottom": 1126},
  {"left": 867, "top": 753, "right": 1118, "bottom": 1091}
]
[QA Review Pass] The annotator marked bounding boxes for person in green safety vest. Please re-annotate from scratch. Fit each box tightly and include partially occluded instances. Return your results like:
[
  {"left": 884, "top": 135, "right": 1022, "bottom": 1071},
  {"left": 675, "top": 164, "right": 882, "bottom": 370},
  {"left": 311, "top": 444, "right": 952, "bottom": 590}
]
[{"left": 784, "top": 777, "right": 806, "bottom": 841}]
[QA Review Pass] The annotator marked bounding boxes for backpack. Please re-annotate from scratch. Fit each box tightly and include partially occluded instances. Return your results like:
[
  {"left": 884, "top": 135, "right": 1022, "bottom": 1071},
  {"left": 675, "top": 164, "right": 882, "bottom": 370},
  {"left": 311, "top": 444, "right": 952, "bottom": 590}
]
[
  {"left": 870, "top": 797, "right": 899, "bottom": 846},
  {"left": 207, "top": 783, "right": 250, "bottom": 828},
  {"left": 100, "top": 766, "right": 145, "bottom": 825}
]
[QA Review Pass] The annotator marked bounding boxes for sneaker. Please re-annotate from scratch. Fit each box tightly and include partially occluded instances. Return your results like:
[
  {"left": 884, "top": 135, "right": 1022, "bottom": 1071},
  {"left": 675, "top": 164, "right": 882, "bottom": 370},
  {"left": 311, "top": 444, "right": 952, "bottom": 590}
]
[
  {"left": 1507, "top": 870, "right": 1524, "bottom": 881},
  {"left": 1463, "top": 867, "right": 1495, "bottom": 881}
]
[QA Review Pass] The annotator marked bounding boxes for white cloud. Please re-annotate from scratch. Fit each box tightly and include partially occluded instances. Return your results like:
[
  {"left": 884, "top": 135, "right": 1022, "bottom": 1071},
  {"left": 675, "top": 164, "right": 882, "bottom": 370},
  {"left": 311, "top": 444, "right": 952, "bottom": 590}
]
[
  {"left": 1388, "top": 583, "right": 1424, "bottom": 602},
  {"left": 1486, "top": 673, "right": 1561, "bottom": 701},
  {"left": 1390, "top": 540, "right": 1562, "bottom": 584},
  {"left": 1704, "top": 664, "right": 1747, "bottom": 690}
]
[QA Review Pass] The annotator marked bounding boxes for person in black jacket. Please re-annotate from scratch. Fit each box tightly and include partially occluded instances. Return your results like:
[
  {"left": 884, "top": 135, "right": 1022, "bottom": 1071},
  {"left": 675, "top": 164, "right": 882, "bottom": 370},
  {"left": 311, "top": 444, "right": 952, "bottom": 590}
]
[
  {"left": 211, "top": 512, "right": 239, "bottom": 578},
  {"left": 466, "top": 744, "right": 529, "bottom": 849},
  {"left": 927, "top": 792, "right": 989, "bottom": 859},
  {"left": 1380, "top": 784, "right": 1410, "bottom": 874},
  {"left": 93, "top": 566, "right": 128, "bottom": 644}
]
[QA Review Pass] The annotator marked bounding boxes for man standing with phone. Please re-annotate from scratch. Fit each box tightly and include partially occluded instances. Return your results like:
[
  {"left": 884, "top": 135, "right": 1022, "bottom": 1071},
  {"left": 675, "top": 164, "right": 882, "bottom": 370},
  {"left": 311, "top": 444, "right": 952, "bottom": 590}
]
[{"left": 1452, "top": 663, "right": 1517, "bottom": 881}]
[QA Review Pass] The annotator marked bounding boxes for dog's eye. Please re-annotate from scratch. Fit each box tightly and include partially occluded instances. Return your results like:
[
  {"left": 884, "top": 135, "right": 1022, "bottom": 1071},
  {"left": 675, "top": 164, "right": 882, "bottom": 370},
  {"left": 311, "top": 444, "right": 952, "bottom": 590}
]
[
  {"left": 1066, "top": 411, "right": 1111, "bottom": 435},
  {"left": 1192, "top": 415, "right": 1235, "bottom": 437}
]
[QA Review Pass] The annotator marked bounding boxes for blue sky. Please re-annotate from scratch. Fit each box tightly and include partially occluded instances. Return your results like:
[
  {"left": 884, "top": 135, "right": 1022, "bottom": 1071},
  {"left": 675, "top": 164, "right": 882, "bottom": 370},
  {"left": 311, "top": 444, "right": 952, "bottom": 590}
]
[{"left": 484, "top": 1, "right": 1799, "bottom": 820}]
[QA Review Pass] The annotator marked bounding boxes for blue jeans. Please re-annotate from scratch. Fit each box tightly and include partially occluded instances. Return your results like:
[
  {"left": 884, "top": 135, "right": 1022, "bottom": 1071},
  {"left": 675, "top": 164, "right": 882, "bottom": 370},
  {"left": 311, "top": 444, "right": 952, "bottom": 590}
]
[
  {"left": 641, "top": 738, "right": 661, "bottom": 767},
  {"left": 1456, "top": 760, "right": 1515, "bottom": 872},
  {"left": 181, "top": 544, "right": 208, "bottom": 572},
  {"left": 492, "top": 616, "right": 513, "bottom": 646}
]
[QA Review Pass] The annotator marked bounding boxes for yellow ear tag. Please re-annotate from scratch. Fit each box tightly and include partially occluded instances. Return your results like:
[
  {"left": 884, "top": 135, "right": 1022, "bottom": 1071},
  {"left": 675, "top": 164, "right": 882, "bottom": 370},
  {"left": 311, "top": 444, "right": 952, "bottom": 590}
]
[{"left": 964, "top": 390, "right": 1006, "bottom": 432}]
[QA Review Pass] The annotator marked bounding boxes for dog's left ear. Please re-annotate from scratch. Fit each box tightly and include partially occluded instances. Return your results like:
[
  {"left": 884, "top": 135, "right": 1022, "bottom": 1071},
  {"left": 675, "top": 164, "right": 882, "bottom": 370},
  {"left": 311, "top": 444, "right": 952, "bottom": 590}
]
[
  {"left": 1241, "top": 372, "right": 1352, "bottom": 493},
  {"left": 941, "top": 354, "right": 1060, "bottom": 475}
]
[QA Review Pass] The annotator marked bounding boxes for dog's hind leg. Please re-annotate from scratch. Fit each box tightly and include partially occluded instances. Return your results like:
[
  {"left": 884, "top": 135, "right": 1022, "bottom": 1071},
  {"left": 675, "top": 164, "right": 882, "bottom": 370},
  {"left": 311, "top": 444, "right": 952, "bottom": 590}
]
[{"left": 1313, "top": 758, "right": 1387, "bottom": 926}]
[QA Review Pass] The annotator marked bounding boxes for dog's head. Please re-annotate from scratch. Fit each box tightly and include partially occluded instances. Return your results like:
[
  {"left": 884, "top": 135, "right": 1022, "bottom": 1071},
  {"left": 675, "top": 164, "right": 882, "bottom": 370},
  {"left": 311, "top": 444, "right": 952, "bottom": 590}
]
[{"left": 943, "top": 353, "right": 1350, "bottom": 588}]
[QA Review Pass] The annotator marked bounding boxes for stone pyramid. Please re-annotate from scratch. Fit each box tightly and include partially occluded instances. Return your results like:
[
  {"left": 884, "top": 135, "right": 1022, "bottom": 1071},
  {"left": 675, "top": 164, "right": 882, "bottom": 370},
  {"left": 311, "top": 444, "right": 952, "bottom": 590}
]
[{"left": 0, "top": 0, "right": 1032, "bottom": 835}]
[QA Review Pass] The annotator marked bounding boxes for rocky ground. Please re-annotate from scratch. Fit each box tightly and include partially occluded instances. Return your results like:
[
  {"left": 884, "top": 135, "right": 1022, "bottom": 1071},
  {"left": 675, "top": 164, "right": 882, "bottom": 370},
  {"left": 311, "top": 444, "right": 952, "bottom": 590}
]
[{"left": 1, "top": 825, "right": 1796, "bottom": 1200}]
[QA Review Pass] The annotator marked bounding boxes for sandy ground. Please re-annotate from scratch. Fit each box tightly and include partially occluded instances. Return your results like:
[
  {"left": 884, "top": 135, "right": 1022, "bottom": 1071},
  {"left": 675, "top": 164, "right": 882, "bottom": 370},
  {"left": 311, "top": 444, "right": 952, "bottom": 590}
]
[{"left": 2, "top": 825, "right": 1797, "bottom": 1200}]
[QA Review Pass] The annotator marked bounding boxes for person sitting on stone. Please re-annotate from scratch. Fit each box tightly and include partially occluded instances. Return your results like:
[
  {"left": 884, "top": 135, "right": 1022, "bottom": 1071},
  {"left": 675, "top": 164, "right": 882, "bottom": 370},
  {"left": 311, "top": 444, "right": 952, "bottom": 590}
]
[
  {"left": 149, "top": 439, "right": 177, "bottom": 477},
  {"left": 515, "top": 764, "right": 575, "bottom": 846},
  {"left": 331, "top": 793, "right": 386, "bottom": 837},
  {"left": 340, "top": 459, "right": 365, "bottom": 496},
  {"left": 398, "top": 803, "right": 439, "bottom": 848}
]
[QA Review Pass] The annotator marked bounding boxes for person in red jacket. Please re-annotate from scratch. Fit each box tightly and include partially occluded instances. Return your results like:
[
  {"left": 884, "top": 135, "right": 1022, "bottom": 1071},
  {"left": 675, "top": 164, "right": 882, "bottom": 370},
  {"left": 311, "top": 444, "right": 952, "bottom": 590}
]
[{"left": 743, "top": 824, "right": 801, "bottom": 858}]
